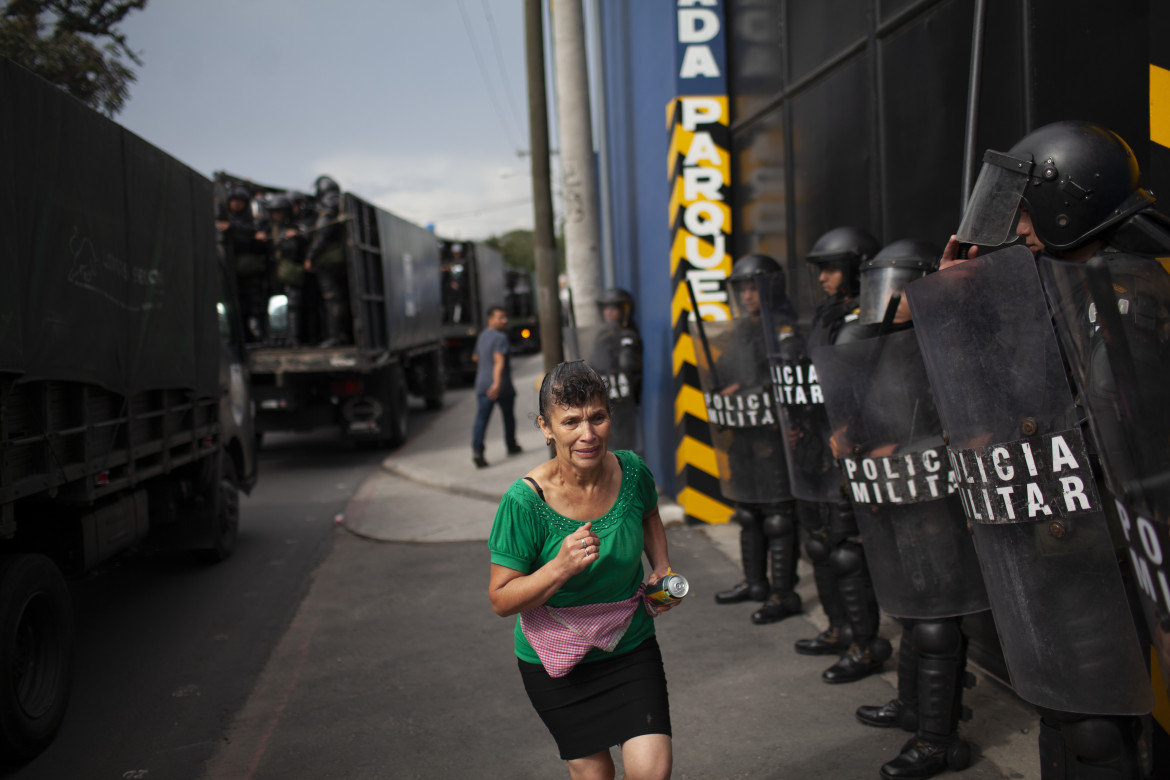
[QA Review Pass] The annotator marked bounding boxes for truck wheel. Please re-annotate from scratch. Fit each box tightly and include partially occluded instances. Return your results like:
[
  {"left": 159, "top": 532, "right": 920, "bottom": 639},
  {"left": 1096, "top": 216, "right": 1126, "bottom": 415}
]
[
  {"left": 423, "top": 353, "right": 445, "bottom": 411},
  {"left": 200, "top": 455, "right": 240, "bottom": 564},
  {"left": 383, "top": 366, "right": 409, "bottom": 447},
  {"left": 0, "top": 555, "right": 74, "bottom": 762}
]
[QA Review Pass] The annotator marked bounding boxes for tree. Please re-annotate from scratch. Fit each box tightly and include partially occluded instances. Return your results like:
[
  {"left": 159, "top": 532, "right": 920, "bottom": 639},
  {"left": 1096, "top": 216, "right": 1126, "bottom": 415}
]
[
  {"left": 1, "top": 0, "right": 148, "bottom": 117},
  {"left": 484, "top": 228, "right": 564, "bottom": 274}
]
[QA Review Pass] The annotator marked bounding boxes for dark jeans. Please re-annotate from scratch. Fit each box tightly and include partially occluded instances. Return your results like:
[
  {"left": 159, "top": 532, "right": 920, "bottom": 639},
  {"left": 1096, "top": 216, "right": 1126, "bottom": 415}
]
[{"left": 472, "top": 390, "right": 517, "bottom": 456}]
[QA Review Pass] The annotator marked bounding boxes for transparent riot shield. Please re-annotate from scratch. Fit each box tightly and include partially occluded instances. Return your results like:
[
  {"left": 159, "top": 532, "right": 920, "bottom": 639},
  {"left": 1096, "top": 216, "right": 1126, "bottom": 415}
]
[
  {"left": 757, "top": 276, "right": 841, "bottom": 502},
  {"left": 904, "top": 246, "right": 1152, "bottom": 715},
  {"left": 563, "top": 324, "right": 639, "bottom": 452},
  {"left": 688, "top": 316, "right": 790, "bottom": 504},
  {"left": 1041, "top": 254, "right": 1170, "bottom": 694},
  {"left": 811, "top": 329, "right": 989, "bottom": 620}
]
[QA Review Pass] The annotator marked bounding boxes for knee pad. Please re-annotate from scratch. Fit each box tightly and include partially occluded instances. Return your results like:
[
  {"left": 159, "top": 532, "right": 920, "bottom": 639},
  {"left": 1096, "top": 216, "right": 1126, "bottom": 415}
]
[
  {"left": 762, "top": 504, "right": 796, "bottom": 538},
  {"left": 1064, "top": 716, "right": 1134, "bottom": 765},
  {"left": 912, "top": 620, "right": 963, "bottom": 657},
  {"left": 731, "top": 506, "right": 761, "bottom": 530},
  {"left": 804, "top": 535, "right": 831, "bottom": 564},
  {"left": 829, "top": 541, "right": 866, "bottom": 578}
]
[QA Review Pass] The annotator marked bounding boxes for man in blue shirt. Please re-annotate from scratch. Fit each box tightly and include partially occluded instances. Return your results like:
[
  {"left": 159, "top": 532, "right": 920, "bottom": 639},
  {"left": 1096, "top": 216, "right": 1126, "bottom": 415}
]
[{"left": 472, "top": 306, "right": 522, "bottom": 468}]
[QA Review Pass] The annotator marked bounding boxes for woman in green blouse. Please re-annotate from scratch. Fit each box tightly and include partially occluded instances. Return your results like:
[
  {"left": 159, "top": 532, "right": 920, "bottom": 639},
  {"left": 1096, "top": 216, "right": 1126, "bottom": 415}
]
[{"left": 488, "top": 360, "right": 675, "bottom": 780}]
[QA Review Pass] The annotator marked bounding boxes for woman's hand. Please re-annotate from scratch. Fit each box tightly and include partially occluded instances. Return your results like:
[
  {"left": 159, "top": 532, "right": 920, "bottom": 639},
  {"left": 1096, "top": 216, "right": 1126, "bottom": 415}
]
[
  {"left": 555, "top": 522, "right": 599, "bottom": 577},
  {"left": 646, "top": 566, "right": 681, "bottom": 612}
]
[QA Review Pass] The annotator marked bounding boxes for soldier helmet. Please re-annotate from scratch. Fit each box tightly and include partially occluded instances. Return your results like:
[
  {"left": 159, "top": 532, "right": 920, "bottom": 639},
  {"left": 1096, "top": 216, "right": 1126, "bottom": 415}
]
[
  {"left": 314, "top": 175, "right": 341, "bottom": 197},
  {"left": 597, "top": 287, "right": 635, "bottom": 326},
  {"left": 858, "top": 239, "right": 939, "bottom": 325},
  {"left": 957, "top": 120, "right": 1154, "bottom": 251},
  {"left": 728, "top": 254, "right": 789, "bottom": 318},
  {"left": 805, "top": 227, "right": 880, "bottom": 297},
  {"left": 229, "top": 186, "right": 251, "bottom": 203},
  {"left": 265, "top": 192, "right": 292, "bottom": 213}
]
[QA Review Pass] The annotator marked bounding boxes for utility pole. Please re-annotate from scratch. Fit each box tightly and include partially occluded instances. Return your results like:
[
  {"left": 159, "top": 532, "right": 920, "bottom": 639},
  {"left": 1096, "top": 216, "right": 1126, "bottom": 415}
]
[
  {"left": 525, "top": 0, "right": 563, "bottom": 371},
  {"left": 551, "top": 0, "right": 603, "bottom": 328}
]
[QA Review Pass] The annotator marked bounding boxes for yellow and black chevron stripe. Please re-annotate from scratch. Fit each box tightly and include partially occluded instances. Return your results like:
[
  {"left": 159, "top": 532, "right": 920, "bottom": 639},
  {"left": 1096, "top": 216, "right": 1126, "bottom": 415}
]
[{"left": 667, "top": 96, "right": 734, "bottom": 525}]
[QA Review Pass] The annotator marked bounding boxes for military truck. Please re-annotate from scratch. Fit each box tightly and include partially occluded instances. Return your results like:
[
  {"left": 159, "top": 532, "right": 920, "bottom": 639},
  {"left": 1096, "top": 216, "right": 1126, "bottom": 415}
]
[
  {"left": 439, "top": 239, "right": 506, "bottom": 384},
  {"left": 215, "top": 174, "right": 446, "bottom": 446},
  {"left": 0, "top": 59, "right": 258, "bottom": 759}
]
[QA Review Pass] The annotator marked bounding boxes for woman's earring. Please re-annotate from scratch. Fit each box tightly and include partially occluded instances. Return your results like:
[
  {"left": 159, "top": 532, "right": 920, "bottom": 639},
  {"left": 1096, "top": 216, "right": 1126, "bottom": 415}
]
[{"left": 545, "top": 438, "right": 553, "bottom": 446}]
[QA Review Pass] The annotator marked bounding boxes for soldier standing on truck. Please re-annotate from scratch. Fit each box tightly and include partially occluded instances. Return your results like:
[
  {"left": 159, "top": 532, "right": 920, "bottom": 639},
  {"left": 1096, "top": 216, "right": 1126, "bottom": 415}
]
[
  {"left": 306, "top": 175, "right": 351, "bottom": 346},
  {"left": 217, "top": 186, "right": 269, "bottom": 342},
  {"left": 258, "top": 192, "right": 307, "bottom": 346}
]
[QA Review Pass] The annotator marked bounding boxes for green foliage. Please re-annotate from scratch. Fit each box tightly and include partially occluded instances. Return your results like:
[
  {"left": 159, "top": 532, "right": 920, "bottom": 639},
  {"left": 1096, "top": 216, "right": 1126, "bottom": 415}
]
[
  {"left": 1, "top": 0, "right": 148, "bottom": 117},
  {"left": 484, "top": 228, "right": 565, "bottom": 274},
  {"left": 485, "top": 229, "right": 536, "bottom": 273}
]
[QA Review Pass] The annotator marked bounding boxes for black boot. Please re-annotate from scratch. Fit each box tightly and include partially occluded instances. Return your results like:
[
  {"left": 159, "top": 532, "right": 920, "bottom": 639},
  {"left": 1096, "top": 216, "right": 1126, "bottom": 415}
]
[
  {"left": 824, "top": 541, "right": 888, "bottom": 683},
  {"left": 880, "top": 620, "right": 972, "bottom": 779},
  {"left": 716, "top": 511, "right": 768, "bottom": 604},
  {"left": 880, "top": 737, "right": 956, "bottom": 780},
  {"left": 795, "top": 533, "right": 850, "bottom": 654},
  {"left": 751, "top": 591, "right": 802, "bottom": 624},
  {"left": 715, "top": 580, "right": 769, "bottom": 604},
  {"left": 795, "top": 626, "right": 850, "bottom": 656},
  {"left": 822, "top": 641, "right": 889, "bottom": 683},
  {"left": 751, "top": 521, "right": 801, "bottom": 624},
  {"left": 858, "top": 621, "right": 919, "bottom": 728}
]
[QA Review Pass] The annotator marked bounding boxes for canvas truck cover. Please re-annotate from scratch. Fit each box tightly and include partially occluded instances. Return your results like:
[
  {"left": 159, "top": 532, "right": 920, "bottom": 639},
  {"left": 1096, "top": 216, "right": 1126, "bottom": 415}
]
[
  {"left": 371, "top": 204, "right": 441, "bottom": 353},
  {"left": 0, "top": 59, "right": 220, "bottom": 398}
]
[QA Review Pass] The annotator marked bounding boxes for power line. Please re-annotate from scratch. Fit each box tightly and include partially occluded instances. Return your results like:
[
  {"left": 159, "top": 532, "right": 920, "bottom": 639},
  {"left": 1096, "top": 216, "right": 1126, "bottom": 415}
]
[
  {"left": 481, "top": 0, "right": 526, "bottom": 139},
  {"left": 455, "top": 0, "right": 523, "bottom": 148},
  {"left": 429, "top": 196, "right": 533, "bottom": 221}
]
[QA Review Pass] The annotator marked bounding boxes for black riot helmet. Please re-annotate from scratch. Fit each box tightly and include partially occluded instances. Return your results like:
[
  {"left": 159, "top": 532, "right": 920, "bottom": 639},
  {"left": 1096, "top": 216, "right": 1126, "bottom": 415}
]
[
  {"left": 314, "top": 175, "right": 340, "bottom": 198},
  {"left": 958, "top": 120, "right": 1155, "bottom": 251},
  {"left": 728, "top": 253, "right": 785, "bottom": 318},
  {"left": 858, "top": 239, "right": 939, "bottom": 325},
  {"left": 596, "top": 287, "right": 635, "bottom": 328},
  {"left": 265, "top": 192, "right": 293, "bottom": 223},
  {"left": 805, "top": 227, "right": 879, "bottom": 298}
]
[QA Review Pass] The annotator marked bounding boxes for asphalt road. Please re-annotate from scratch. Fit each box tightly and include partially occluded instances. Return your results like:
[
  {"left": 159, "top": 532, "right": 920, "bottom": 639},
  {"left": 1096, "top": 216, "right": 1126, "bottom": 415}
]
[{"left": 2, "top": 424, "right": 420, "bottom": 780}]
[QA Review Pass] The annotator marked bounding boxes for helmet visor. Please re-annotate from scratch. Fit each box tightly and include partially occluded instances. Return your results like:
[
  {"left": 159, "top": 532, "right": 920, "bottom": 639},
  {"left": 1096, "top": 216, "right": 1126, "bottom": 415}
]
[
  {"left": 957, "top": 150, "right": 1033, "bottom": 246},
  {"left": 857, "top": 265, "right": 922, "bottom": 325}
]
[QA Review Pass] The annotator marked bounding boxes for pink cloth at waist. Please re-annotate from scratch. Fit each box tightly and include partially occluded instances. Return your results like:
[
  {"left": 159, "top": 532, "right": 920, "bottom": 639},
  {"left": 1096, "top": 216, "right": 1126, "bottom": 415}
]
[{"left": 520, "top": 584, "right": 656, "bottom": 677}]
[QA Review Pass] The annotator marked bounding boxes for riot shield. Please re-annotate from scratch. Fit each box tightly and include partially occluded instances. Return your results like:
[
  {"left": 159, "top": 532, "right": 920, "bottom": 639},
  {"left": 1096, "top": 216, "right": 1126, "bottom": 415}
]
[
  {"left": 1041, "top": 254, "right": 1170, "bottom": 693},
  {"left": 688, "top": 316, "right": 790, "bottom": 504},
  {"left": 757, "top": 276, "right": 841, "bottom": 502},
  {"left": 563, "top": 324, "right": 639, "bottom": 452},
  {"left": 811, "top": 329, "right": 990, "bottom": 620},
  {"left": 904, "top": 246, "right": 1152, "bottom": 715}
]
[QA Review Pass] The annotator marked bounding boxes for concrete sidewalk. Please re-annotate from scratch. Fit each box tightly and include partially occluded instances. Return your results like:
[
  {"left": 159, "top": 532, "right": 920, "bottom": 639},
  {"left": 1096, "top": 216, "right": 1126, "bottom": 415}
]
[{"left": 333, "top": 351, "right": 1041, "bottom": 779}]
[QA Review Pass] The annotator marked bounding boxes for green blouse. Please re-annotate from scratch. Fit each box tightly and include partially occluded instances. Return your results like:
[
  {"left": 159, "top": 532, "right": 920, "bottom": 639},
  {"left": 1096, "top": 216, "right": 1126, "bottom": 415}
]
[{"left": 489, "top": 450, "right": 659, "bottom": 665}]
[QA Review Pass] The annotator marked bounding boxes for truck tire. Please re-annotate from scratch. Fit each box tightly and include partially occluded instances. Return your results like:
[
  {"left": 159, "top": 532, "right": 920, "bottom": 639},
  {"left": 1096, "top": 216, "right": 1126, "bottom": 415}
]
[
  {"left": 423, "top": 352, "right": 445, "bottom": 411},
  {"left": 0, "top": 554, "right": 74, "bottom": 762},
  {"left": 383, "top": 365, "right": 409, "bottom": 447},
  {"left": 200, "top": 455, "right": 240, "bottom": 564}
]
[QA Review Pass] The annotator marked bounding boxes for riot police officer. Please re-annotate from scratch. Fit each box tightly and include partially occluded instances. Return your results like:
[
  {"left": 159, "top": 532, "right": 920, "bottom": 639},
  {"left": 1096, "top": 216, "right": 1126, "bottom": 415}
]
[
  {"left": 260, "top": 192, "right": 307, "bottom": 345},
  {"left": 706, "top": 254, "right": 803, "bottom": 624},
  {"left": 588, "top": 288, "right": 642, "bottom": 452},
  {"left": 216, "top": 186, "right": 270, "bottom": 342},
  {"left": 307, "top": 175, "right": 351, "bottom": 346},
  {"left": 916, "top": 120, "right": 1160, "bottom": 780},
  {"left": 817, "top": 239, "right": 988, "bottom": 780},
  {"left": 774, "top": 227, "right": 889, "bottom": 683}
]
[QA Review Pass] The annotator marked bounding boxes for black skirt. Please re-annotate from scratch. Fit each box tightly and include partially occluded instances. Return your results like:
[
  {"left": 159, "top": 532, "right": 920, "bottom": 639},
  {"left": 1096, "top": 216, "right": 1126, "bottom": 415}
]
[{"left": 518, "top": 635, "right": 671, "bottom": 760}]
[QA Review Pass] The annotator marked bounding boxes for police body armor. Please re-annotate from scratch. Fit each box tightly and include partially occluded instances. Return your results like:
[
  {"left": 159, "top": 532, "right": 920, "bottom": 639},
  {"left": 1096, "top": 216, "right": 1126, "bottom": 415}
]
[
  {"left": 811, "top": 328, "right": 990, "bottom": 620},
  {"left": 688, "top": 315, "right": 789, "bottom": 505},
  {"left": 564, "top": 324, "right": 641, "bottom": 452},
  {"left": 1041, "top": 253, "right": 1170, "bottom": 697},
  {"left": 905, "top": 246, "right": 1152, "bottom": 716}
]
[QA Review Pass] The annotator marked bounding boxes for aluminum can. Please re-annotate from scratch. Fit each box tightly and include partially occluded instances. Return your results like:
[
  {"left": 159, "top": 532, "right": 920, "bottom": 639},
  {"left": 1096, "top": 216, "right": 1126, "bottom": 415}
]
[{"left": 647, "top": 573, "right": 689, "bottom": 606}]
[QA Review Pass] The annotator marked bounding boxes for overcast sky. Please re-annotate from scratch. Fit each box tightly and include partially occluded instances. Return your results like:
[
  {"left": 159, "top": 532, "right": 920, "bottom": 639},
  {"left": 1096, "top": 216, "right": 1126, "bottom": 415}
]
[{"left": 117, "top": 0, "right": 546, "bottom": 239}]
